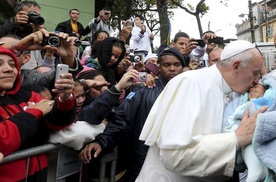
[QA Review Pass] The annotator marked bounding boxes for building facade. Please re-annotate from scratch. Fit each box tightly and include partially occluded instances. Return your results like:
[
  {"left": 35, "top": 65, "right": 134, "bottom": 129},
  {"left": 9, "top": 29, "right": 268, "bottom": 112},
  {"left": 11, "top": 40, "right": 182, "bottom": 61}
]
[
  {"left": 236, "top": 0, "right": 276, "bottom": 72},
  {"left": 236, "top": 0, "right": 276, "bottom": 43}
]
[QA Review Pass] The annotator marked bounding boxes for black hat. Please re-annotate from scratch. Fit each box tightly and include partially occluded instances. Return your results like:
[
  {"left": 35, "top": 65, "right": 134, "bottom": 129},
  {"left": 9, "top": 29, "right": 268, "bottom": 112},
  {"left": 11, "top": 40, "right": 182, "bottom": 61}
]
[{"left": 158, "top": 47, "right": 185, "bottom": 66}]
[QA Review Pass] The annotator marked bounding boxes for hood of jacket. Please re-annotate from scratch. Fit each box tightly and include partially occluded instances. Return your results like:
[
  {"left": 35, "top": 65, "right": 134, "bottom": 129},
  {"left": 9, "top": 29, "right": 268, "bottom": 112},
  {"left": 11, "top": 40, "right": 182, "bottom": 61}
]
[{"left": 0, "top": 47, "right": 21, "bottom": 95}]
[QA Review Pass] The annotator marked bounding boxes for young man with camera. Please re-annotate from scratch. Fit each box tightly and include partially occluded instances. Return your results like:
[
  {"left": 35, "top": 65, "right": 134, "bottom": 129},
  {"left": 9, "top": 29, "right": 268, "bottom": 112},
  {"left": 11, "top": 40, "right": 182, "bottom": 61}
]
[
  {"left": 85, "top": 6, "right": 115, "bottom": 38},
  {"left": 4, "top": 1, "right": 44, "bottom": 38},
  {"left": 130, "top": 15, "right": 154, "bottom": 58},
  {"left": 172, "top": 31, "right": 216, "bottom": 71},
  {"left": 0, "top": 1, "right": 50, "bottom": 70},
  {"left": 0, "top": 29, "right": 83, "bottom": 90}
]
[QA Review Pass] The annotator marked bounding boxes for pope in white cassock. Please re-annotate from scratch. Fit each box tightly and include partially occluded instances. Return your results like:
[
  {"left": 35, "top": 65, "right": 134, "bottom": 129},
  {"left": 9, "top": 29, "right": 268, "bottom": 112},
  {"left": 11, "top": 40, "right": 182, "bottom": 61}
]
[{"left": 136, "top": 40, "right": 268, "bottom": 182}]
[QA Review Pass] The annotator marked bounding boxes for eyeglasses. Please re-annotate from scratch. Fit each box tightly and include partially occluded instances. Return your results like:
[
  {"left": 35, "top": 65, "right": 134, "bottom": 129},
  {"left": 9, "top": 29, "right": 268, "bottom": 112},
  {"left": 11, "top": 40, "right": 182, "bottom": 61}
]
[{"left": 104, "top": 12, "right": 111, "bottom": 15}]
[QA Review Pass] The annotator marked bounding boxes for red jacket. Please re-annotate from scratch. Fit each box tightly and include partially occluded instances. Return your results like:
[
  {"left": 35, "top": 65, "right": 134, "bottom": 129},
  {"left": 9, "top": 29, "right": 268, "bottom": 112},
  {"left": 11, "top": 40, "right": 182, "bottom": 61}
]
[{"left": 0, "top": 49, "right": 76, "bottom": 182}]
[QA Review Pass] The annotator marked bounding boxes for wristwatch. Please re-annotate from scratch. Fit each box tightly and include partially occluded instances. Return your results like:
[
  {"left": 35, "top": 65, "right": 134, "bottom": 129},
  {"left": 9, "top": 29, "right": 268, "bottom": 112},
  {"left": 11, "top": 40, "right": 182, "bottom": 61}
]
[{"left": 11, "top": 41, "right": 20, "bottom": 55}]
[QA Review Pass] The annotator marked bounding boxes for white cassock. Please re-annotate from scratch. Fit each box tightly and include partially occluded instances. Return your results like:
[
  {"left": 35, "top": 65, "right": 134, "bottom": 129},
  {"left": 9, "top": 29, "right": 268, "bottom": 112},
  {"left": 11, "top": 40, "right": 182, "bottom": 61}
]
[{"left": 137, "top": 65, "right": 237, "bottom": 182}]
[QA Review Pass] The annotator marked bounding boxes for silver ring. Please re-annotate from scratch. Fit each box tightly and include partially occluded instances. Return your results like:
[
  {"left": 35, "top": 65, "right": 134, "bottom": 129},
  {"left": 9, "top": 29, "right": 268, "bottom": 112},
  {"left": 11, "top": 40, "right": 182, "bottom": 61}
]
[{"left": 68, "top": 84, "right": 71, "bottom": 89}]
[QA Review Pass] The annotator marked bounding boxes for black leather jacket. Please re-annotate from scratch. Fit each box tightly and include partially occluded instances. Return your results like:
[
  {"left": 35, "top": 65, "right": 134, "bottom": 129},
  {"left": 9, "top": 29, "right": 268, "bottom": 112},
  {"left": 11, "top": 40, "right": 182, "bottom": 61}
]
[{"left": 20, "top": 59, "right": 83, "bottom": 88}]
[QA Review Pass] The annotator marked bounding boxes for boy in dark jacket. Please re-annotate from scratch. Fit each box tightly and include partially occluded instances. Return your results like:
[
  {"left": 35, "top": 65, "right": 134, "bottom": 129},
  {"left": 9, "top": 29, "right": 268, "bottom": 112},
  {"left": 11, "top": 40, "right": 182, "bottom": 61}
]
[{"left": 80, "top": 47, "right": 185, "bottom": 181}]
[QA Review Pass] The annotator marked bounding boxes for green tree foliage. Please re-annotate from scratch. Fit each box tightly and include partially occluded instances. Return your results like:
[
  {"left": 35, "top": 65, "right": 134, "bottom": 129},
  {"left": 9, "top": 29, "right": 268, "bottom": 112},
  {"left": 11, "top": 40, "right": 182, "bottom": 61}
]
[
  {"left": 108, "top": 0, "right": 209, "bottom": 48},
  {"left": 110, "top": 0, "right": 174, "bottom": 49}
]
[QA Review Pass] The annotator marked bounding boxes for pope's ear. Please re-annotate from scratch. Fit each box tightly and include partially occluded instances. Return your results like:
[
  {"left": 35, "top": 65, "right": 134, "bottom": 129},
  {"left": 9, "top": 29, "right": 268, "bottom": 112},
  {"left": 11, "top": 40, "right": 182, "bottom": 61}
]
[{"left": 232, "top": 60, "right": 241, "bottom": 72}]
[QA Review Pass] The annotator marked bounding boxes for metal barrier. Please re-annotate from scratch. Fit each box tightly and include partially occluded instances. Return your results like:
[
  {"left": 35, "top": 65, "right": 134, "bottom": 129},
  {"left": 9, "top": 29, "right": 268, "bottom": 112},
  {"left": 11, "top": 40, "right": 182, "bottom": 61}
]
[
  {"left": 1, "top": 144, "right": 60, "bottom": 164},
  {"left": 0, "top": 144, "right": 118, "bottom": 182},
  {"left": 0, "top": 144, "right": 83, "bottom": 182}
]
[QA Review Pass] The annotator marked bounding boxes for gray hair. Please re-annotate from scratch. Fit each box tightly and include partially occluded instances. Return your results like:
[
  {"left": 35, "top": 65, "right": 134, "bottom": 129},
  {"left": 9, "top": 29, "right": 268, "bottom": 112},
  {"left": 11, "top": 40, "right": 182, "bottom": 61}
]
[
  {"left": 218, "top": 48, "right": 254, "bottom": 68},
  {"left": 15, "top": 1, "right": 41, "bottom": 12}
]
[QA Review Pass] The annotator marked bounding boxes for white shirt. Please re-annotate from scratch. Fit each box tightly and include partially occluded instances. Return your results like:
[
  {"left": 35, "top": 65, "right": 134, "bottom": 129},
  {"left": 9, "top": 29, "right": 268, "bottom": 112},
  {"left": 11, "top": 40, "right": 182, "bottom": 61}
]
[
  {"left": 82, "top": 46, "right": 91, "bottom": 59},
  {"left": 137, "top": 65, "right": 237, "bottom": 182},
  {"left": 88, "top": 18, "right": 115, "bottom": 37},
  {"left": 130, "top": 25, "right": 152, "bottom": 55}
]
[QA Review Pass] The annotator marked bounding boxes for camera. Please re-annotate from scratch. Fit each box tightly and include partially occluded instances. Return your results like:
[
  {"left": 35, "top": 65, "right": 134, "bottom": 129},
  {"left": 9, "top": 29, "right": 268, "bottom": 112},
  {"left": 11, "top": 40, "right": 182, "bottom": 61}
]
[
  {"left": 127, "top": 49, "right": 143, "bottom": 62},
  {"left": 126, "top": 21, "right": 134, "bottom": 27},
  {"left": 133, "top": 72, "right": 147, "bottom": 83},
  {"left": 197, "top": 59, "right": 206, "bottom": 68},
  {"left": 193, "top": 39, "right": 205, "bottom": 47},
  {"left": 208, "top": 36, "right": 224, "bottom": 44},
  {"left": 27, "top": 11, "right": 45, "bottom": 26},
  {"left": 129, "top": 53, "right": 142, "bottom": 62},
  {"left": 129, "top": 50, "right": 148, "bottom": 62},
  {"left": 41, "top": 35, "right": 61, "bottom": 47}
]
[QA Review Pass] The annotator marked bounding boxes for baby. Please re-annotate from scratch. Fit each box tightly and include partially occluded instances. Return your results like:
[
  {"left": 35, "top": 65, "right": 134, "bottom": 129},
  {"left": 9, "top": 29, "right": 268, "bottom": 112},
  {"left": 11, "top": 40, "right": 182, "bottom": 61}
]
[{"left": 225, "top": 83, "right": 268, "bottom": 182}]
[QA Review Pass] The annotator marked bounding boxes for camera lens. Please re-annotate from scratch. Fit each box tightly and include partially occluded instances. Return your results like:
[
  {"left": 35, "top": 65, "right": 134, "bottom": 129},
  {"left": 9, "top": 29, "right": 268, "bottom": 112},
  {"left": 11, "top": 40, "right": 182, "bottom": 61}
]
[
  {"left": 48, "top": 36, "right": 61, "bottom": 47},
  {"left": 134, "top": 55, "right": 141, "bottom": 62},
  {"left": 33, "top": 16, "right": 45, "bottom": 25},
  {"left": 74, "top": 39, "right": 81, "bottom": 47},
  {"left": 198, "top": 60, "right": 205, "bottom": 67},
  {"left": 138, "top": 72, "right": 147, "bottom": 82},
  {"left": 28, "top": 11, "right": 45, "bottom": 25}
]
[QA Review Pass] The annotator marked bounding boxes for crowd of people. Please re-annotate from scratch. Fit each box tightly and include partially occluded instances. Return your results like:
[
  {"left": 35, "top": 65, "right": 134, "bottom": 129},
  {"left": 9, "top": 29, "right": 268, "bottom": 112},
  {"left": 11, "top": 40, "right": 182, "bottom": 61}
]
[{"left": 0, "top": 1, "right": 276, "bottom": 182}]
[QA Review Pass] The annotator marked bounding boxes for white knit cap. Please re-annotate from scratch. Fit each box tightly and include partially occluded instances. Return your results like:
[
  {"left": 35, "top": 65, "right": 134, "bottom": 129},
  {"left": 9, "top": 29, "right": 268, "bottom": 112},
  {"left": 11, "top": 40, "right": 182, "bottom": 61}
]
[
  {"left": 144, "top": 53, "right": 157, "bottom": 63},
  {"left": 220, "top": 40, "right": 255, "bottom": 60}
]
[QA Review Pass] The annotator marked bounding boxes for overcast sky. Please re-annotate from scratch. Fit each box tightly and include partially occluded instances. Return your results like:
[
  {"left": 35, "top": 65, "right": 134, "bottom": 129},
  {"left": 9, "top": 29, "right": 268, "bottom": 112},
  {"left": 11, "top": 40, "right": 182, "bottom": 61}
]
[{"left": 168, "top": 0, "right": 259, "bottom": 40}]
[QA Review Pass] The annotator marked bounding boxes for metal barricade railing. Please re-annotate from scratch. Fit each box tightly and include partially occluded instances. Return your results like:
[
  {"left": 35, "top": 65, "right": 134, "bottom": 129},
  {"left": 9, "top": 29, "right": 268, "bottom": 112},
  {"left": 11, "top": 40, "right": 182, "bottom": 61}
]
[
  {"left": 0, "top": 144, "right": 83, "bottom": 182},
  {"left": 0, "top": 144, "right": 118, "bottom": 182},
  {"left": 1, "top": 144, "right": 60, "bottom": 164}
]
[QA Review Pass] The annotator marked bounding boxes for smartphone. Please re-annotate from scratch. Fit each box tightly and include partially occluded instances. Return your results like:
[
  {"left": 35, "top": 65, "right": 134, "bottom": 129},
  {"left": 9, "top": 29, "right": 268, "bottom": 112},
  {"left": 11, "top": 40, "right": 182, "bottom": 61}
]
[
  {"left": 145, "top": 62, "right": 159, "bottom": 75},
  {"left": 55, "top": 64, "right": 69, "bottom": 80},
  {"left": 126, "top": 21, "right": 134, "bottom": 27},
  {"left": 208, "top": 36, "right": 224, "bottom": 44},
  {"left": 193, "top": 39, "right": 205, "bottom": 47}
]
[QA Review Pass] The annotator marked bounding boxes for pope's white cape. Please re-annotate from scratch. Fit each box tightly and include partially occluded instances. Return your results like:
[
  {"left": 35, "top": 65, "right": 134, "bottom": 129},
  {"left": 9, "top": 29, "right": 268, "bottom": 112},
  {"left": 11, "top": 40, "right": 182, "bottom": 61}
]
[
  {"left": 138, "top": 65, "right": 237, "bottom": 179},
  {"left": 140, "top": 65, "right": 230, "bottom": 148}
]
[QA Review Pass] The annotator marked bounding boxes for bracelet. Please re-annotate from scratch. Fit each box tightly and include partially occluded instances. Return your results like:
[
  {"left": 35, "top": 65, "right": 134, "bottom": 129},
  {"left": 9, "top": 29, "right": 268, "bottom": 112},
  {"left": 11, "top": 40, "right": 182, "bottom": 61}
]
[{"left": 58, "top": 93, "right": 73, "bottom": 102}]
